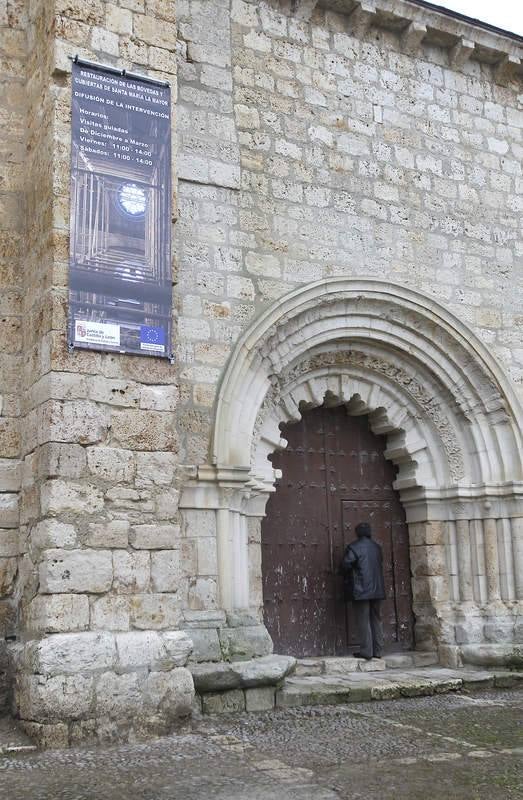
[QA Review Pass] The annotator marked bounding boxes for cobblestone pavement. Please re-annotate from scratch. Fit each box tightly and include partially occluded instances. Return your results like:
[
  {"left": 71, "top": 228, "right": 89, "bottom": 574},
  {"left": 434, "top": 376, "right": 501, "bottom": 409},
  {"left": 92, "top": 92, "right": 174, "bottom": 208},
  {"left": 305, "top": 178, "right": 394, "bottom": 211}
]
[{"left": 0, "top": 689, "right": 522, "bottom": 800}]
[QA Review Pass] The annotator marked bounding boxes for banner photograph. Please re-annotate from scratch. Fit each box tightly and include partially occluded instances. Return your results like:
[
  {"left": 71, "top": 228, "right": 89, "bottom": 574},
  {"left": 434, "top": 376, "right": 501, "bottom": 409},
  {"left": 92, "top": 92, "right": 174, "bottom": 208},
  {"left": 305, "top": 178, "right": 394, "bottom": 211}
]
[{"left": 68, "top": 61, "right": 172, "bottom": 357}]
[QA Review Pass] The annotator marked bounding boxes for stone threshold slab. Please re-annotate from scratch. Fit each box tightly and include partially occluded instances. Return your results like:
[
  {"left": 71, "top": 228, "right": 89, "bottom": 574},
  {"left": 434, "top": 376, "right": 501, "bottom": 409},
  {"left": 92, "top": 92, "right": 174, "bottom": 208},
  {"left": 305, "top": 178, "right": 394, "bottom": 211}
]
[
  {"left": 276, "top": 667, "right": 523, "bottom": 709},
  {"left": 196, "top": 666, "right": 523, "bottom": 715},
  {"left": 295, "top": 650, "right": 438, "bottom": 677}
]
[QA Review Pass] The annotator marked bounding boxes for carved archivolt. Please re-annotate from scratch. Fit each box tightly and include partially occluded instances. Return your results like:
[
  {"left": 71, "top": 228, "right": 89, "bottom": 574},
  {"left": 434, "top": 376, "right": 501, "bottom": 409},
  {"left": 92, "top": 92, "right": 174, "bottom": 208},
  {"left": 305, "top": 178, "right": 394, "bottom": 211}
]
[
  {"left": 212, "top": 279, "right": 523, "bottom": 495},
  {"left": 252, "top": 351, "right": 465, "bottom": 487}
]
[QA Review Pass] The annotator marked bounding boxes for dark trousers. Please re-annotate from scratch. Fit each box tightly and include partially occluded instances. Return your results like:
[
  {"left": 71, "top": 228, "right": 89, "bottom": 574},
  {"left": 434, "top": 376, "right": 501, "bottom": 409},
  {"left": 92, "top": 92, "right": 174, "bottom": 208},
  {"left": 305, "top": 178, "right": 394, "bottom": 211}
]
[{"left": 353, "top": 599, "right": 384, "bottom": 659}]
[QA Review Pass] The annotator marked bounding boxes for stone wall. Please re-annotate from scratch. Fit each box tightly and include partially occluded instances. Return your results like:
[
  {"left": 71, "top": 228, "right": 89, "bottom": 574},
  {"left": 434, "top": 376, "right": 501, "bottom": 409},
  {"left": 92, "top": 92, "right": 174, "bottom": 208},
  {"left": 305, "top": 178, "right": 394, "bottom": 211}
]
[
  {"left": 0, "top": 0, "right": 522, "bottom": 744},
  {"left": 3, "top": 0, "right": 199, "bottom": 746},
  {"left": 0, "top": 0, "right": 26, "bottom": 709},
  {"left": 174, "top": 0, "right": 523, "bottom": 664},
  {"left": 177, "top": 0, "right": 523, "bottom": 409}
]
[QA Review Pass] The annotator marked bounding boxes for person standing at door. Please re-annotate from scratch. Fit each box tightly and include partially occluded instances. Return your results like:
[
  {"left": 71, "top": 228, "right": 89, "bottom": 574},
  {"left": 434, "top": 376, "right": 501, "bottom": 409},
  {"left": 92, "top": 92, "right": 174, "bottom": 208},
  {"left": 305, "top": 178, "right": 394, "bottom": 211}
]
[{"left": 341, "top": 522, "right": 385, "bottom": 660}]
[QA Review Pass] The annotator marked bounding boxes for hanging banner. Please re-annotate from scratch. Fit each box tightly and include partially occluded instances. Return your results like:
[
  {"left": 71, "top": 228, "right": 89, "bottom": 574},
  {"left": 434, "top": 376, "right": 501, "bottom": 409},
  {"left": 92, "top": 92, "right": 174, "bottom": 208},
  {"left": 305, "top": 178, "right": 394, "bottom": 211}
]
[{"left": 68, "top": 60, "right": 172, "bottom": 358}]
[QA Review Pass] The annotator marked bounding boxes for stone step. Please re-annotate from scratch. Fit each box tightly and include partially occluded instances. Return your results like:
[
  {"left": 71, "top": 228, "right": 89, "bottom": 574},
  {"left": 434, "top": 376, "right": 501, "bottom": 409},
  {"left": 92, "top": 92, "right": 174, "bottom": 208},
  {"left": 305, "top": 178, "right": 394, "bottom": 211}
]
[
  {"left": 0, "top": 715, "right": 37, "bottom": 756},
  {"left": 275, "top": 667, "right": 523, "bottom": 710},
  {"left": 196, "top": 666, "right": 522, "bottom": 715},
  {"left": 295, "top": 650, "right": 438, "bottom": 677}
]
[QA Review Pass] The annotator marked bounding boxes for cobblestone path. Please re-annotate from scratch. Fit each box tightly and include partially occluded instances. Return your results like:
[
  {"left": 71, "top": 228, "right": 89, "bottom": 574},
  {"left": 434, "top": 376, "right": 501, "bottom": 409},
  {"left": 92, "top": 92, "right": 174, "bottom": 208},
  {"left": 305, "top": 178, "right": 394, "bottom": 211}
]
[{"left": 1, "top": 689, "right": 522, "bottom": 800}]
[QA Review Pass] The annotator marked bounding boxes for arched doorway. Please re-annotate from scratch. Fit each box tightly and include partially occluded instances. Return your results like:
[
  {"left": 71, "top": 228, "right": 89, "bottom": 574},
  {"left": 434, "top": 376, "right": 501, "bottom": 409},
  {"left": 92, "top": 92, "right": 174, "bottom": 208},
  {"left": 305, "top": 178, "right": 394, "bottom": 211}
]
[{"left": 261, "top": 405, "right": 414, "bottom": 658}]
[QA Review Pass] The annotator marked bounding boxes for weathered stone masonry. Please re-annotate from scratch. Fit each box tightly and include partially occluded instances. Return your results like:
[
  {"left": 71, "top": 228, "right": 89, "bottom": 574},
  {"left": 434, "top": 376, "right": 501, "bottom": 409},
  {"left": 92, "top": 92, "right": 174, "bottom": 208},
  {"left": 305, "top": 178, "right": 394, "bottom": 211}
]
[{"left": 0, "top": 0, "right": 522, "bottom": 744}]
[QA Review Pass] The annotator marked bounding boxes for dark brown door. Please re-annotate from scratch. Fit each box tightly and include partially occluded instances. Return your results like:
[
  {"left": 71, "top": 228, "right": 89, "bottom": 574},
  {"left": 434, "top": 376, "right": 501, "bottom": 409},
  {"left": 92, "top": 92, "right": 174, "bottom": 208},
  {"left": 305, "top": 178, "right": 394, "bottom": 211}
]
[{"left": 261, "top": 405, "right": 414, "bottom": 657}]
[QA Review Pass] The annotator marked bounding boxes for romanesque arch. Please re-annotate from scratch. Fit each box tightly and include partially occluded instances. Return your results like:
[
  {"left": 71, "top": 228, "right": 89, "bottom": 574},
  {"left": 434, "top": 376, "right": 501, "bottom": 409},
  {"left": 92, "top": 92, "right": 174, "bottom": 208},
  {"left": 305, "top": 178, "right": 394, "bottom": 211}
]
[{"left": 181, "top": 279, "right": 523, "bottom": 663}]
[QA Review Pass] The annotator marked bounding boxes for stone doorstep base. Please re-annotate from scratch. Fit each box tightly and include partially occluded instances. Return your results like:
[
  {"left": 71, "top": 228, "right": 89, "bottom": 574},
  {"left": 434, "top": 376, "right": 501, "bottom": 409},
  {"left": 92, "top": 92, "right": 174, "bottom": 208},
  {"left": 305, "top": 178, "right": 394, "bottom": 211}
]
[
  {"left": 295, "top": 650, "right": 439, "bottom": 677},
  {"left": 20, "top": 710, "right": 194, "bottom": 750},
  {"left": 196, "top": 667, "right": 523, "bottom": 715}
]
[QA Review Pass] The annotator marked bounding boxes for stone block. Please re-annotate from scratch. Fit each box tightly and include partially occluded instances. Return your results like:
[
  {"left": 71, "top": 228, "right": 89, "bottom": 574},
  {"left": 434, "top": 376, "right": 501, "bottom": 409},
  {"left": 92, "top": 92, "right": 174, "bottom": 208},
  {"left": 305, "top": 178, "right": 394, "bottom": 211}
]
[
  {"left": 186, "top": 628, "right": 222, "bottom": 662},
  {"left": 190, "top": 654, "right": 295, "bottom": 692},
  {"left": 130, "top": 594, "right": 182, "bottom": 630},
  {"left": 39, "top": 549, "right": 113, "bottom": 594},
  {"left": 17, "top": 674, "right": 94, "bottom": 722},
  {"left": 37, "top": 443, "right": 87, "bottom": 479},
  {"left": 409, "top": 522, "right": 447, "bottom": 547},
  {"left": 0, "top": 493, "right": 18, "bottom": 527},
  {"left": 493, "top": 671, "right": 523, "bottom": 688},
  {"left": 106, "top": 4, "right": 133, "bottom": 34},
  {"left": 91, "top": 26, "right": 119, "bottom": 56},
  {"left": 412, "top": 576, "right": 449, "bottom": 604},
  {"left": 115, "top": 629, "right": 192, "bottom": 673},
  {"left": 91, "top": 595, "right": 130, "bottom": 631},
  {"left": 324, "top": 657, "right": 360, "bottom": 675},
  {"left": 86, "top": 447, "right": 135, "bottom": 483},
  {"left": 234, "top": 655, "right": 296, "bottom": 688},
  {"left": 139, "top": 386, "right": 179, "bottom": 412},
  {"left": 94, "top": 671, "right": 142, "bottom": 718},
  {"left": 245, "top": 687, "right": 275, "bottom": 712},
  {"left": 461, "top": 644, "right": 523, "bottom": 669},
  {"left": 155, "top": 489, "right": 181, "bottom": 520},
  {"left": 111, "top": 410, "right": 177, "bottom": 451},
  {"left": 0, "top": 557, "right": 19, "bottom": 594},
  {"left": 161, "top": 632, "right": 193, "bottom": 667},
  {"left": 358, "top": 658, "right": 386, "bottom": 672},
  {"left": 133, "top": 13, "right": 177, "bottom": 49},
  {"left": 88, "top": 379, "right": 140, "bottom": 408},
  {"left": 202, "top": 689, "right": 245, "bottom": 714},
  {"left": 183, "top": 610, "right": 227, "bottom": 629},
  {"left": 219, "top": 625, "right": 273, "bottom": 661},
  {"left": 31, "top": 520, "right": 77, "bottom": 551},
  {"left": 22, "top": 721, "right": 69, "bottom": 749},
  {"left": 115, "top": 631, "right": 163, "bottom": 672},
  {"left": 151, "top": 549, "right": 182, "bottom": 592},
  {"left": 188, "top": 577, "right": 217, "bottom": 610},
  {"left": 112, "top": 551, "right": 150, "bottom": 593},
  {"left": 38, "top": 400, "right": 108, "bottom": 445},
  {"left": 182, "top": 509, "right": 216, "bottom": 538},
  {"left": 483, "top": 622, "right": 514, "bottom": 643},
  {"left": 27, "top": 594, "right": 90, "bottom": 634},
  {"left": 196, "top": 537, "right": 217, "bottom": 575},
  {"left": 130, "top": 524, "right": 179, "bottom": 549},
  {"left": 455, "top": 622, "right": 484, "bottom": 644},
  {"left": 86, "top": 520, "right": 129, "bottom": 548},
  {"left": 0, "top": 418, "right": 20, "bottom": 457},
  {"left": 191, "top": 662, "right": 239, "bottom": 693},
  {"left": 412, "top": 652, "right": 439, "bottom": 667},
  {"left": 438, "top": 645, "right": 462, "bottom": 669},
  {"left": 0, "top": 529, "right": 20, "bottom": 557},
  {"left": 40, "top": 480, "right": 104, "bottom": 515},
  {"left": 32, "top": 632, "right": 116, "bottom": 676},
  {"left": 370, "top": 682, "right": 402, "bottom": 701},
  {"left": 144, "top": 667, "right": 194, "bottom": 717},
  {"left": 0, "top": 459, "right": 20, "bottom": 491},
  {"left": 135, "top": 452, "right": 177, "bottom": 487},
  {"left": 276, "top": 677, "right": 355, "bottom": 708},
  {"left": 384, "top": 653, "right": 414, "bottom": 669},
  {"left": 295, "top": 658, "right": 325, "bottom": 677},
  {"left": 409, "top": 544, "right": 447, "bottom": 577}
]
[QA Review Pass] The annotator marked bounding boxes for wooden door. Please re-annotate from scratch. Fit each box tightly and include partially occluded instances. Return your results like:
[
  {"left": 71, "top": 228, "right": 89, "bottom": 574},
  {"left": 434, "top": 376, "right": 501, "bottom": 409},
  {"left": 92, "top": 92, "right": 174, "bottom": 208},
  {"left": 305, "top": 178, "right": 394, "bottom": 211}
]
[{"left": 261, "top": 405, "right": 414, "bottom": 657}]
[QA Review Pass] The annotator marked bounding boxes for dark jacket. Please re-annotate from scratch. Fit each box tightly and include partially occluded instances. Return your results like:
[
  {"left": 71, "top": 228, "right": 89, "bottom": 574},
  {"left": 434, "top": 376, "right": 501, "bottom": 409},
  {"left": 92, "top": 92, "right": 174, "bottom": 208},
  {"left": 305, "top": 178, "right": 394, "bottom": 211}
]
[{"left": 341, "top": 536, "right": 385, "bottom": 601}]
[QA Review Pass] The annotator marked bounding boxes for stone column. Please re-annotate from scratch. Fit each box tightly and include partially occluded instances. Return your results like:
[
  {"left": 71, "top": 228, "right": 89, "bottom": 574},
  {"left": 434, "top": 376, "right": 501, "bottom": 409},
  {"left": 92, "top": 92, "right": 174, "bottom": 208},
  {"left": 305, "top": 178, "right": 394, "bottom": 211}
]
[
  {"left": 10, "top": 0, "right": 196, "bottom": 747},
  {"left": 455, "top": 519, "right": 473, "bottom": 601},
  {"left": 483, "top": 518, "right": 501, "bottom": 602},
  {"left": 409, "top": 521, "right": 450, "bottom": 650},
  {"left": 512, "top": 517, "right": 523, "bottom": 601}
]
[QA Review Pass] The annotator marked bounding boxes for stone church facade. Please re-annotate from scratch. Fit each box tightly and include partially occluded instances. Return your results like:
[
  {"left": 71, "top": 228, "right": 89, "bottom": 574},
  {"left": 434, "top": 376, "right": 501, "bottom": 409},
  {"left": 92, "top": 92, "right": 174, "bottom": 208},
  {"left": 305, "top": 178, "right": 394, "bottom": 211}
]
[{"left": 0, "top": 0, "right": 522, "bottom": 744}]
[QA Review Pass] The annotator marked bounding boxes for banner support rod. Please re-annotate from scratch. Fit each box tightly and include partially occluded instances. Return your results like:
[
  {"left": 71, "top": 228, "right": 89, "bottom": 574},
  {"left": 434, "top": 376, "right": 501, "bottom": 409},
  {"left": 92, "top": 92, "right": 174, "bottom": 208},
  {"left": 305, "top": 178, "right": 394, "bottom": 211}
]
[{"left": 68, "top": 55, "right": 170, "bottom": 86}]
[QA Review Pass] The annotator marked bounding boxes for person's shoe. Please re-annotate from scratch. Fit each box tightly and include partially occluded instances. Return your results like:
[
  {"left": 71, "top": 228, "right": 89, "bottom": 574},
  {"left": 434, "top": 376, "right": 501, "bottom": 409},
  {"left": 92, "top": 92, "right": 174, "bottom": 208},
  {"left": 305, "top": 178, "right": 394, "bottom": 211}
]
[{"left": 353, "top": 652, "right": 372, "bottom": 660}]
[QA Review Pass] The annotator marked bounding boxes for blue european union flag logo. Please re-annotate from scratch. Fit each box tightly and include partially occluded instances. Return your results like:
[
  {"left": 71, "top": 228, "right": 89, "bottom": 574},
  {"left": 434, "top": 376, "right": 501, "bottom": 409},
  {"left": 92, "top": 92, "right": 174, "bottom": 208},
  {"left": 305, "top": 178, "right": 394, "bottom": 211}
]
[{"left": 140, "top": 325, "right": 166, "bottom": 352}]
